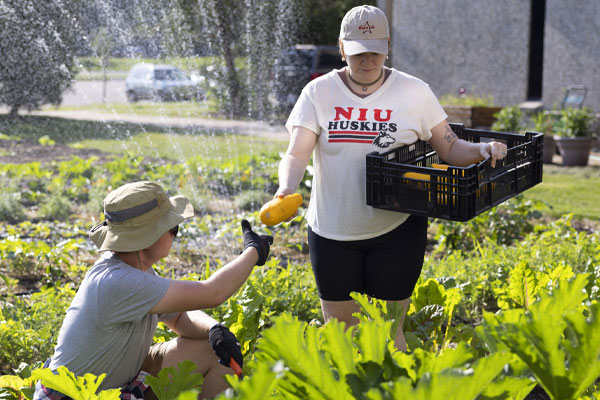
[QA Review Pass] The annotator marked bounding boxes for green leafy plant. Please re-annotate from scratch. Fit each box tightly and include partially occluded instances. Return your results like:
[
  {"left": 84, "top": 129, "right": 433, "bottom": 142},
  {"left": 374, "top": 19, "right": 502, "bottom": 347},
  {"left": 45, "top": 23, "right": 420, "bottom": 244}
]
[
  {"left": 32, "top": 366, "right": 120, "bottom": 400},
  {"left": 0, "top": 285, "right": 74, "bottom": 373},
  {"left": 0, "top": 362, "right": 40, "bottom": 400},
  {"left": 233, "top": 189, "right": 272, "bottom": 211},
  {"left": 491, "top": 105, "right": 523, "bottom": 133},
  {"left": 432, "top": 196, "right": 543, "bottom": 254},
  {"left": 233, "top": 314, "right": 518, "bottom": 400},
  {"left": 38, "top": 135, "right": 56, "bottom": 146},
  {"left": 0, "top": 191, "right": 26, "bottom": 224},
  {"left": 555, "top": 107, "right": 595, "bottom": 137},
  {"left": 439, "top": 94, "right": 495, "bottom": 107},
  {"left": 145, "top": 360, "right": 203, "bottom": 400},
  {"left": 532, "top": 110, "right": 559, "bottom": 136},
  {"left": 480, "top": 274, "right": 600, "bottom": 399},
  {"left": 38, "top": 194, "right": 72, "bottom": 221}
]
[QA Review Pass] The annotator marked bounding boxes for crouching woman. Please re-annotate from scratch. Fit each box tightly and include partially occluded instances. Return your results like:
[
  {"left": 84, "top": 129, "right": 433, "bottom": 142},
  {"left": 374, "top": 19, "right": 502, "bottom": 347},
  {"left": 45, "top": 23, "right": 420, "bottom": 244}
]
[{"left": 33, "top": 181, "right": 273, "bottom": 400}]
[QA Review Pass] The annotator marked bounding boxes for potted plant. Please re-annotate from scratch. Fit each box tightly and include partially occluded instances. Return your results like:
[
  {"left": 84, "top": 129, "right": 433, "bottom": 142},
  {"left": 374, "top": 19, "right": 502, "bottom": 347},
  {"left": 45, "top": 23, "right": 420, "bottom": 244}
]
[
  {"left": 491, "top": 105, "right": 523, "bottom": 133},
  {"left": 532, "top": 111, "right": 558, "bottom": 164},
  {"left": 554, "top": 107, "right": 596, "bottom": 166}
]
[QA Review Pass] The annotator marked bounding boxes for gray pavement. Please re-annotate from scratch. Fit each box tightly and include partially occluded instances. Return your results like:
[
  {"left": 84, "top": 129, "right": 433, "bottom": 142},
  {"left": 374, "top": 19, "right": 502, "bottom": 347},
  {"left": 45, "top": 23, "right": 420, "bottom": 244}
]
[{"left": 25, "top": 109, "right": 289, "bottom": 139}]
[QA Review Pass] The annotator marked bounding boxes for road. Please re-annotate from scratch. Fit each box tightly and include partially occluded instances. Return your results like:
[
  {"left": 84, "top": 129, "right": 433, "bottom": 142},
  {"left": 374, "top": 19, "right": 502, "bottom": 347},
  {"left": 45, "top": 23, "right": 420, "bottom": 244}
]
[{"left": 61, "top": 79, "right": 128, "bottom": 105}]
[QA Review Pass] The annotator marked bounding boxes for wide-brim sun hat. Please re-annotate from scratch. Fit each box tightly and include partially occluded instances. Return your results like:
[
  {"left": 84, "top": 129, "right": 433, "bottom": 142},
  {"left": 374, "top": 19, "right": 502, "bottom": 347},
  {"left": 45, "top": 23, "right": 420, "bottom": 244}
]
[
  {"left": 339, "top": 5, "right": 389, "bottom": 56},
  {"left": 89, "top": 181, "right": 194, "bottom": 252}
]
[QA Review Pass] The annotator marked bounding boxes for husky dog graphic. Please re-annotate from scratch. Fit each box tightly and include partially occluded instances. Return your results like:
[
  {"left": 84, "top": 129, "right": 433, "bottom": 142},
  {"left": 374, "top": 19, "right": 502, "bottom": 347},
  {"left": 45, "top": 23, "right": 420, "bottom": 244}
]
[{"left": 372, "top": 130, "right": 395, "bottom": 148}]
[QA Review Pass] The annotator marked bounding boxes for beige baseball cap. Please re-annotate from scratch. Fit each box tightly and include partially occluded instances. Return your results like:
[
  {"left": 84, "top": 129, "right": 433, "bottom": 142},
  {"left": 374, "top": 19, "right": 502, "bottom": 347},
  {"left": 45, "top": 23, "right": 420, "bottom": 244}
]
[
  {"left": 339, "top": 5, "right": 389, "bottom": 56},
  {"left": 89, "top": 181, "right": 194, "bottom": 252}
]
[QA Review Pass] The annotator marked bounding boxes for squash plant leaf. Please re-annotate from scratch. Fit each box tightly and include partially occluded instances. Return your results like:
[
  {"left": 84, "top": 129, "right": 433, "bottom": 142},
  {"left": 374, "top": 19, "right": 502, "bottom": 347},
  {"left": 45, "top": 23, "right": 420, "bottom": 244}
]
[
  {"left": 321, "top": 319, "right": 357, "bottom": 378},
  {"left": 31, "top": 367, "right": 120, "bottom": 400},
  {"left": 561, "top": 301, "right": 600, "bottom": 399},
  {"left": 412, "top": 343, "right": 475, "bottom": 378},
  {"left": 255, "top": 313, "right": 353, "bottom": 399},
  {"left": 376, "top": 351, "right": 511, "bottom": 400},
  {"left": 145, "top": 360, "right": 203, "bottom": 400},
  {"left": 355, "top": 320, "right": 391, "bottom": 365},
  {"left": 215, "top": 361, "right": 278, "bottom": 400},
  {"left": 481, "top": 274, "right": 599, "bottom": 400},
  {"left": 478, "top": 375, "right": 537, "bottom": 400},
  {"left": 0, "top": 375, "right": 33, "bottom": 392},
  {"left": 174, "top": 390, "right": 200, "bottom": 400},
  {"left": 351, "top": 292, "right": 387, "bottom": 325}
]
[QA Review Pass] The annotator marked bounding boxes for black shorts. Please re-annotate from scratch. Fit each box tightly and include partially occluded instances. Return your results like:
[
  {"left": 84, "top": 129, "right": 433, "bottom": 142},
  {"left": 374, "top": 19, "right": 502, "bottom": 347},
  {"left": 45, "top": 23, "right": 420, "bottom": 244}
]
[{"left": 307, "top": 215, "right": 428, "bottom": 301}]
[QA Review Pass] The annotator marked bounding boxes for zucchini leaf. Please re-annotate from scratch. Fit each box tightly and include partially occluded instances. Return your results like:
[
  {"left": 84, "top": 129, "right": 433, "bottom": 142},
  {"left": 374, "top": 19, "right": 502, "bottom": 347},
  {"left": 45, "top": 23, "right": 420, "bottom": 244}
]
[
  {"left": 255, "top": 313, "right": 353, "bottom": 399},
  {"left": 145, "top": 360, "right": 203, "bottom": 400},
  {"left": 31, "top": 367, "right": 120, "bottom": 400},
  {"left": 481, "top": 274, "right": 600, "bottom": 400}
]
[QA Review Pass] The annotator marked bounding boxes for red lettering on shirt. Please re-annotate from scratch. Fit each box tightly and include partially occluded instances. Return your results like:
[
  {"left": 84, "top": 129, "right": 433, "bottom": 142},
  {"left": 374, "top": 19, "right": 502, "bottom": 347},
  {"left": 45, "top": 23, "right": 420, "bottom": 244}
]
[
  {"left": 334, "top": 107, "right": 353, "bottom": 121},
  {"left": 357, "top": 108, "right": 368, "bottom": 121},
  {"left": 373, "top": 109, "right": 392, "bottom": 121}
]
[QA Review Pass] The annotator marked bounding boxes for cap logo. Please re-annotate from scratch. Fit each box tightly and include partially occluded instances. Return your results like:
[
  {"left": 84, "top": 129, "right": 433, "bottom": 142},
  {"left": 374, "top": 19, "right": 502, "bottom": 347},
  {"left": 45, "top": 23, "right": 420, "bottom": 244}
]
[{"left": 359, "top": 21, "right": 374, "bottom": 34}]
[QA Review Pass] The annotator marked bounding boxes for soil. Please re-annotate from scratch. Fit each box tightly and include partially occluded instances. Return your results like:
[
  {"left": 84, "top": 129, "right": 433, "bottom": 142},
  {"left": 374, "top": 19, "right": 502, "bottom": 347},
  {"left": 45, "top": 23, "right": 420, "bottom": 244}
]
[{"left": 0, "top": 137, "right": 109, "bottom": 165}]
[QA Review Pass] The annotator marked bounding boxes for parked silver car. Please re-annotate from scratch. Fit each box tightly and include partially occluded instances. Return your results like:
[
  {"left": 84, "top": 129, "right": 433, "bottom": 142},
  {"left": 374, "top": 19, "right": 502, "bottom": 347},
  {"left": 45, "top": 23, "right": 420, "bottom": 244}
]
[{"left": 125, "top": 64, "right": 204, "bottom": 102}]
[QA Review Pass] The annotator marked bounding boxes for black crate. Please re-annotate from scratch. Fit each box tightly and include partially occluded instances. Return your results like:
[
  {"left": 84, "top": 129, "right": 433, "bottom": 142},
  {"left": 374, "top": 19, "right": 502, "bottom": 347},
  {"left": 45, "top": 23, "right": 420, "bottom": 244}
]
[{"left": 366, "top": 123, "right": 544, "bottom": 221}]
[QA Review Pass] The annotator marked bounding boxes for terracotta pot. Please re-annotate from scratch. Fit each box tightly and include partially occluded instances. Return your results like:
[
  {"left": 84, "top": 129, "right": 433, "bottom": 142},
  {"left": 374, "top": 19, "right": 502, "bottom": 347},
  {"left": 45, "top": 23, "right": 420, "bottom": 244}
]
[
  {"left": 554, "top": 136, "right": 594, "bottom": 166},
  {"left": 543, "top": 134, "right": 556, "bottom": 164}
]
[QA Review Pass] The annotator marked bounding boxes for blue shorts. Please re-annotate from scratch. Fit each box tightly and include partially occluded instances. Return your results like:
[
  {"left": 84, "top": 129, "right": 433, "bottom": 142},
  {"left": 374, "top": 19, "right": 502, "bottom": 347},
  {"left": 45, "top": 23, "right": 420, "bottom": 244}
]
[{"left": 307, "top": 215, "right": 428, "bottom": 301}]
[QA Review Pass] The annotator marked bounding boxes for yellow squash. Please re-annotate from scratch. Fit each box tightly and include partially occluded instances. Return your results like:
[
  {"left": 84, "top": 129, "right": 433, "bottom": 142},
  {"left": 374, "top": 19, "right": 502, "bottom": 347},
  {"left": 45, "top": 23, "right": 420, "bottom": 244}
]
[{"left": 259, "top": 193, "right": 303, "bottom": 226}]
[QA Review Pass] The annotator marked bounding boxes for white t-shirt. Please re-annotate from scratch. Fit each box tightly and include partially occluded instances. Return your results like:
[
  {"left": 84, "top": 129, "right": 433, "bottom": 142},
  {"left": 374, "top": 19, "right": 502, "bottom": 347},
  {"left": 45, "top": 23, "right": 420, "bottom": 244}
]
[{"left": 286, "top": 68, "right": 447, "bottom": 241}]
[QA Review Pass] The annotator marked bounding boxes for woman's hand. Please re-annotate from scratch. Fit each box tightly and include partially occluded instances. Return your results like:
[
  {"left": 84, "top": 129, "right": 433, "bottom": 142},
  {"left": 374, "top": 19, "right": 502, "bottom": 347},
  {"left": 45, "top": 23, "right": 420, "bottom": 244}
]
[
  {"left": 480, "top": 141, "right": 508, "bottom": 168},
  {"left": 271, "top": 189, "right": 300, "bottom": 222}
]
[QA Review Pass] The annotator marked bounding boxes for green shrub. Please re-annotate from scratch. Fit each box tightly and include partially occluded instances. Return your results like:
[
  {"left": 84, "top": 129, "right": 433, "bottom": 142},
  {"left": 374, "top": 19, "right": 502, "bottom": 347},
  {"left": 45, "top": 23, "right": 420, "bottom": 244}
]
[
  {"left": 234, "top": 189, "right": 272, "bottom": 211},
  {"left": 0, "top": 192, "right": 26, "bottom": 223},
  {"left": 0, "top": 285, "right": 75, "bottom": 373},
  {"left": 432, "top": 195, "right": 544, "bottom": 254},
  {"left": 556, "top": 107, "right": 595, "bottom": 137},
  {"left": 491, "top": 105, "right": 523, "bottom": 132},
  {"left": 38, "top": 194, "right": 72, "bottom": 221},
  {"left": 531, "top": 110, "right": 559, "bottom": 136}
]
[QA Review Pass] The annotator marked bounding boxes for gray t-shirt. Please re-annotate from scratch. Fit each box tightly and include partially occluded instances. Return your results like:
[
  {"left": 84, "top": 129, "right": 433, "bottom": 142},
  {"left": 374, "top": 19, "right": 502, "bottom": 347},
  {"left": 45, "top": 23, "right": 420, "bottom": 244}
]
[{"left": 49, "top": 252, "right": 173, "bottom": 390}]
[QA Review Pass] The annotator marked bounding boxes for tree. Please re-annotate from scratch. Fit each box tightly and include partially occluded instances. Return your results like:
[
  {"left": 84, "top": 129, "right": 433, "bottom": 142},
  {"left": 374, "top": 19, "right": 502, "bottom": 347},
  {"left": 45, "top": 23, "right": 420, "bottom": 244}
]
[
  {"left": 0, "top": 0, "right": 85, "bottom": 116},
  {"left": 90, "top": 28, "right": 116, "bottom": 104},
  {"left": 197, "top": 0, "right": 247, "bottom": 118},
  {"left": 298, "top": 0, "right": 378, "bottom": 45}
]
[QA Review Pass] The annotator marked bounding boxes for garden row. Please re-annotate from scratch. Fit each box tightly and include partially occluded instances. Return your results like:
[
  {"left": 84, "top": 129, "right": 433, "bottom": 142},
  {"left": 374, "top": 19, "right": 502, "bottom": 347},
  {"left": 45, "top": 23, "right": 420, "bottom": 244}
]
[{"left": 0, "top": 150, "right": 599, "bottom": 399}]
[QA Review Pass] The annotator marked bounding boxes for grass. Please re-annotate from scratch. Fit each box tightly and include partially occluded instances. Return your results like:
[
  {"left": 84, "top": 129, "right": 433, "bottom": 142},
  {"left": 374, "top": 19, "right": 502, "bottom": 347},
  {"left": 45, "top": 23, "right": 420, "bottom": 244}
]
[
  {"left": 73, "top": 56, "right": 246, "bottom": 81},
  {"left": 53, "top": 101, "right": 223, "bottom": 119},
  {"left": 522, "top": 164, "right": 600, "bottom": 220},
  {"left": 0, "top": 115, "right": 286, "bottom": 161},
  {"left": 75, "top": 56, "right": 225, "bottom": 73},
  {"left": 73, "top": 132, "right": 287, "bottom": 161}
]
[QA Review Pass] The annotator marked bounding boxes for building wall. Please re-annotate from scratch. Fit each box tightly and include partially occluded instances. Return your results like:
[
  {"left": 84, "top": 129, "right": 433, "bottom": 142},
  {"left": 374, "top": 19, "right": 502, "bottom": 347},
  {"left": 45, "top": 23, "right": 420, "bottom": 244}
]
[
  {"left": 543, "top": 0, "right": 600, "bottom": 111},
  {"left": 390, "top": 1, "right": 599, "bottom": 113},
  {"left": 391, "top": 0, "right": 531, "bottom": 107}
]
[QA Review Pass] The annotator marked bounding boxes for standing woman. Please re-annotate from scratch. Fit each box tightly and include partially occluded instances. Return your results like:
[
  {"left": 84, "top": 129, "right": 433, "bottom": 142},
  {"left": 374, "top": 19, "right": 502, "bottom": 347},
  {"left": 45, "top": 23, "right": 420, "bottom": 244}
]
[{"left": 276, "top": 5, "right": 507, "bottom": 351}]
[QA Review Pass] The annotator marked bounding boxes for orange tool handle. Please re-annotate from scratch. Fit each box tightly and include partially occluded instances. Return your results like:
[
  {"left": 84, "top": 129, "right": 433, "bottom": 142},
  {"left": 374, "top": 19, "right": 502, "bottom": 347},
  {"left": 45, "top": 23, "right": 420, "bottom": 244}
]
[{"left": 230, "top": 357, "right": 243, "bottom": 378}]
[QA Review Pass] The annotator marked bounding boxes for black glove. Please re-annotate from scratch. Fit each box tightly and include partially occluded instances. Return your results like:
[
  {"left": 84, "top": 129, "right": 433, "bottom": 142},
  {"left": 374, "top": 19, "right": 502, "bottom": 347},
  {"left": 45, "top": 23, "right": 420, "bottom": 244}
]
[
  {"left": 208, "top": 323, "right": 243, "bottom": 368},
  {"left": 241, "top": 219, "right": 273, "bottom": 266}
]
